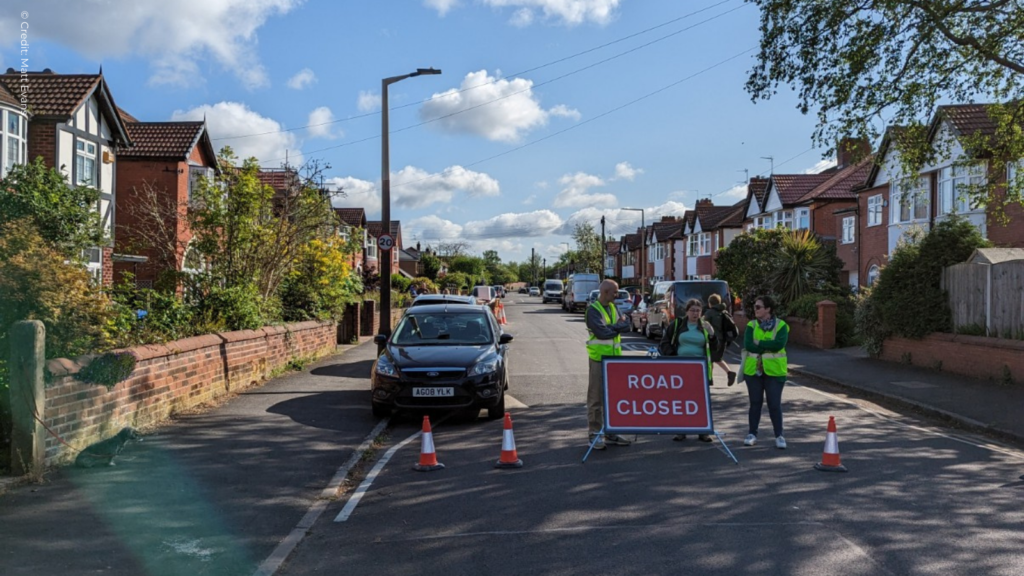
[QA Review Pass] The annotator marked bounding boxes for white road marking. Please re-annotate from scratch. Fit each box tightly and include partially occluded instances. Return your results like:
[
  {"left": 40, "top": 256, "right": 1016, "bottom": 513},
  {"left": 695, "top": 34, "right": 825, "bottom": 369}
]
[
  {"left": 253, "top": 418, "right": 389, "bottom": 576},
  {"left": 383, "top": 522, "right": 825, "bottom": 542},
  {"left": 335, "top": 429, "right": 422, "bottom": 522},
  {"left": 505, "top": 394, "right": 529, "bottom": 409}
]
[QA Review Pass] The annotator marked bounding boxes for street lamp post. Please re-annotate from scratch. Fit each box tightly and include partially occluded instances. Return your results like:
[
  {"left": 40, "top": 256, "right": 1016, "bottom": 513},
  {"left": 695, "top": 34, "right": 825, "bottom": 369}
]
[
  {"left": 380, "top": 68, "right": 441, "bottom": 352},
  {"left": 622, "top": 208, "right": 645, "bottom": 299},
  {"left": 561, "top": 242, "right": 570, "bottom": 279}
]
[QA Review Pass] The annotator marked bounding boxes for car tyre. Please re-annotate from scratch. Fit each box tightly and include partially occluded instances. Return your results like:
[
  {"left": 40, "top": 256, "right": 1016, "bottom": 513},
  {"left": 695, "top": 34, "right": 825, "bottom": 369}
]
[
  {"left": 487, "top": 388, "right": 506, "bottom": 420},
  {"left": 371, "top": 402, "right": 391, "bottom": 419}
]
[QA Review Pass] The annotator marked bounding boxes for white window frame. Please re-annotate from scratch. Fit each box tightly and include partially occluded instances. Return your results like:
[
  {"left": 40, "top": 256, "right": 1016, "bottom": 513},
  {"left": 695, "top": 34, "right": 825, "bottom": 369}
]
[
  {"left": 795, "top": 208, "right": 810, "bottom": 230},
  {"left": 867, "top": 265, "right": 880, "bottom": 286},
  {"left": 699, "top": 232, "right": 711, "bottom": 256},
  {"left": 366, "top": 234, "right": 378, "bottom": 260},
  {"left": 75, "top": 140, "right": 98, "bottom": 187},
  {"left": 754, "top": 215, "right": 772, "bottom": 229},
  {"left": 841, "top": 216, "right": 855, "bottom": 244},
  {"left": 774, "top": 210, "right": 794, "bottom": 229},
  {"left": 338, "top": 225, "right": 351, "bottom": 243},
  {"left": 938, "top": 163, "right": 986, "bottom": 215},
  {"left": 3, "top": 109, "right": 27, "bottom": 176},
  {"left": 688, "top": 234, "right": 698, "bottom": 256},
  {"left": 188, "top": 165, "right": 215, "bottom": 202},
  {"left": 890, "top": 177, "right": 929, "bottom": 224},
  {"left": 867, "top": 195, "right": 883, "bottom": 226}
]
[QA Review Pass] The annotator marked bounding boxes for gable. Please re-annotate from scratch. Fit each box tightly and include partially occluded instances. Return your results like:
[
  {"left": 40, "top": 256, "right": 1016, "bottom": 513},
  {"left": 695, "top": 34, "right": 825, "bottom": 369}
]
[
  {"left": 922, "top": 119, "right": 968, "bottom": 173},
  {"left": 763, "top": 186, "right": 783, "bottom": 212},
  {"left": 745, "top": 193, "right": 762, "bottom": 218},
  {"left": 691, "top": 219, "right": 703, "bottom": 234}
]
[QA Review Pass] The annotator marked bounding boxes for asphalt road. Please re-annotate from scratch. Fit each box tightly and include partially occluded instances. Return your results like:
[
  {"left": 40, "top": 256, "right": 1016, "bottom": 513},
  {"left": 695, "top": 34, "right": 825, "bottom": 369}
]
[{"left": 280, "top": 297, "right": 1024, "bottom": 576}]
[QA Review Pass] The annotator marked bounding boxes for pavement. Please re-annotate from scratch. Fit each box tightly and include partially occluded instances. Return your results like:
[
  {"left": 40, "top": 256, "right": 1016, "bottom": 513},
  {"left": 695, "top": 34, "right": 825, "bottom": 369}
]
[{"left": 785, "top": 344, "right": 1024, "bottom": 447}]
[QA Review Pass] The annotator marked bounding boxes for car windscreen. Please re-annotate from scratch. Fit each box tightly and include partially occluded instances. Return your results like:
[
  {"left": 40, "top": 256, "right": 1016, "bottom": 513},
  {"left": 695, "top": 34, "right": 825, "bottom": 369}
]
[
  {"left": 544, "top": 282, "right": 562, "bottom": 291},
  {"left": 614, "top": 290, "right": 629, "bottom": 301},
  {"left": 672, "top": 282, "right": 731, "bottom": 312},
  {"left": 411, "top": 297, "right": 473, "bottom": 307},
  {"left": 392, "top": 312, "right": 493, "bottom": 345}
]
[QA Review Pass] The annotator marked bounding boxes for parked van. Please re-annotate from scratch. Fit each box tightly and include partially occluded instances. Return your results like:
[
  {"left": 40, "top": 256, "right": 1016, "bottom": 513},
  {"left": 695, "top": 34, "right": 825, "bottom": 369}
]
[
  {"left": 542, "top": 279, "right": 564, "bottom": 304},
  {"left": 642, "top": 280, "right": 732, "bottom": 340},
  {"left": 563, "top": 273, "right": 601, "bottom": 312}
]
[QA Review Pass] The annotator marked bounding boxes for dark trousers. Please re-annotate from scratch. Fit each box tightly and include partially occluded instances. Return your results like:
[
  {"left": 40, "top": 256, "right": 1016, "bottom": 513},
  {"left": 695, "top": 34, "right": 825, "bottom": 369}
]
[{"left": 745, "top": 374, "right": 786, "bottom": 438}]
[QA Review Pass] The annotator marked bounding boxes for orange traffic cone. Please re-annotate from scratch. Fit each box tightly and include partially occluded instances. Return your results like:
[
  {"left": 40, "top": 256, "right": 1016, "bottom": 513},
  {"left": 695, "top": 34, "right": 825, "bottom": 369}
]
[
  {"left": 497, "top": 302, "right": 508, "bottom": 325},
  {"left": 413, "top": 415, "right": 445, "bottom": 472},
  {"left": 495, "top": 412, "right": 523, "bottom": 468},
  {"left": 814, "top": 416, "right": 848, "bottom": 473}
]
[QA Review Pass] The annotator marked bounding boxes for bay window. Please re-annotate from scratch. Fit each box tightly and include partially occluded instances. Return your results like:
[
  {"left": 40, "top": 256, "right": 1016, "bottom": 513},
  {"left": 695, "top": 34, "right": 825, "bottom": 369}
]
[
  {"left": 938, "top": 163, "right": 986, "bottom": 215},
  {"left": 891, "top": 177, "right": 929, "bottom": 223}
]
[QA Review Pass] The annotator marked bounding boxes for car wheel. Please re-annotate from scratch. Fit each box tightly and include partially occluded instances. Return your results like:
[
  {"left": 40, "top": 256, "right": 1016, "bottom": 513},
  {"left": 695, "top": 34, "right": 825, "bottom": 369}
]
[
  {"left": 371, "top": 402, "right": 391, "bottom": 419},
  {"left": 645, "top": 322, "right": 654, "bottom": 340},
  {"left": 487, "top": 388, "right": 506, "bottom": 420}
]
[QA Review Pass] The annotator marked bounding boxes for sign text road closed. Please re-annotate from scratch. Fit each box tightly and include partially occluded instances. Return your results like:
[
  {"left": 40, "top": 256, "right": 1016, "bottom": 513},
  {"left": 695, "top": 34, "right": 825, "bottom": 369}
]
[{"left": 602, "top": 357, "right": 712, "bottom": 434}]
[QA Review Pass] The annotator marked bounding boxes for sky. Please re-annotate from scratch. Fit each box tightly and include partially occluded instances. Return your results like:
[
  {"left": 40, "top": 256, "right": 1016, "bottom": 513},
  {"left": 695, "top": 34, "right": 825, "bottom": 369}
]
[{"left": 1, "top": 0, "right": 839, "bottom": 264}]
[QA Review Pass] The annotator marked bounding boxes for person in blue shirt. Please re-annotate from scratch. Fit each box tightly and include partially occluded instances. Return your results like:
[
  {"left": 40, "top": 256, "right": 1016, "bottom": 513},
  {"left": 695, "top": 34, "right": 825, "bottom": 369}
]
[{"left": 659, "top": 298, "right": 717, "bottom": 443}]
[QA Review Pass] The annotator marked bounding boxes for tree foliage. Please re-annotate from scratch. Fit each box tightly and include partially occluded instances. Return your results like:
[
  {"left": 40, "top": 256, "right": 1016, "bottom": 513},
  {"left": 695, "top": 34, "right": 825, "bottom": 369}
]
[
  {"left": 746, "top": 0, "right": 1024, "bottom": 209},
  {"left": 571, "top": 222, "right": 603, "bottom": 274}
]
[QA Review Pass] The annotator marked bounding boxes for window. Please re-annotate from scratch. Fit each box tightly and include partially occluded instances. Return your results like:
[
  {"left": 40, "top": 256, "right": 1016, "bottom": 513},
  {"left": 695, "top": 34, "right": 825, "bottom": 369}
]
[
  {"left": 688, "top": 235, "right": 698, "bottom": 256},
  {"left": 1010, "top": 160, "right": 1022, "bottom": 184},
  {"left": 699, "top": 233, "right": 711, "bottom": 255},
  {"left": 2, "top": 110, "right": 27, "bottom": 176},
  {"left": 795, "top": 208, "right": 810, "bottom": 230},
  {"left": 774, "top": 210, "right": 793, "bottom": 229},
  {"left": 890, "top": 177, "right": 929, "bottom": 223},
  {"left": 867, "top": 195, "right": 883, "bottom": 226},
  {"left": 188, "top": 165, "right": 215, "bottom": 202},
  {"left": 841, "top": 216, "right": 855, "bottom": 244},
  {"left": 75, "top": 140, "right": 98, "bottom": 186},
  {"left": 366, "top": 235, "right": 378, "bottom": 259},
  {"left": 339, "top": 225, "right": 350, "bottom": 243},
  {"left": 938, "top": 163, "right": 986, "bottom": 215},
  {"left": 867, "top": 265, "right": 880, "bottom": 286}
]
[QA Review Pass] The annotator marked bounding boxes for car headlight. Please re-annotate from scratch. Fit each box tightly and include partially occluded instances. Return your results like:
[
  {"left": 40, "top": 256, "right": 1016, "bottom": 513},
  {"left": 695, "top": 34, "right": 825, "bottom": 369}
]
[
  {"left": 375, "top": 355, "right": 397, "bottom": 377},
  {"left": 467, "top": 357, "right": 500, "bottom": 377}
]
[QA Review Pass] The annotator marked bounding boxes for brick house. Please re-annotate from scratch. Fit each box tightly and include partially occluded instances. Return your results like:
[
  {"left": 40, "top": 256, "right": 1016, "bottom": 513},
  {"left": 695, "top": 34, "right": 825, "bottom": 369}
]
[
  {"left": 0, "top": 69, "right": 132, "bottom": 286},
  {"left": 334, "top": 207, "right": 367, "bottom": 275},
  {"left": 366, "top": 220, "right": 402, "bottom": 276},
  {"left": 646, "top": 217, "right": 684, "bottom": 285},
  {"left": 744, "top": 172, "right": 832, "bottom": 232},
  {"left": 113, "top": 115, "right": 218, "bottom": 288},
  {"left": 0, "top": 80, "right": 28, "bottom": 175},
  {"left": 857, "top": 105, "right": 1024, "bottom": 287},
  {"left": 618, "top": 232, "right": 642, "bottom": 287},
  {"left": 683, "top": 199, "right": 744, "bottom": 280},
  {"left": 604, "top": 240, "right": 621, "bottom": 280}
]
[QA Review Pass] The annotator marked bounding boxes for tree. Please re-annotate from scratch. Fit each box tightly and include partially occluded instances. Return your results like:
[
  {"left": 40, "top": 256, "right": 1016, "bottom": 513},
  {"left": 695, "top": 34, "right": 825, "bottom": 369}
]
[
  {"left": 771, "top": 230, "right": 845, "bottom": 305},
  {"left": 490, "top": 264, "right": 518, "bottom": 286},
  {"left": 449, "top": 255, "right": 486, "bottom": 278},
  {"left": 436, "top": 241, "right": 469, "bottom": 259},
  {"left": 482, "top": 250, "right": 501, "bottom": 267},
  {"left": 571, "top": 222, "right": 603, "bottom": 274},
  {"left": 420, "top": 252, "right": 442, "bottom": 281},
  {"left": 746, "top": 0, "right": 1024, "bottom": 209},
  {"left": 0, "top": 157, "right": 104, "bottom": 260}
]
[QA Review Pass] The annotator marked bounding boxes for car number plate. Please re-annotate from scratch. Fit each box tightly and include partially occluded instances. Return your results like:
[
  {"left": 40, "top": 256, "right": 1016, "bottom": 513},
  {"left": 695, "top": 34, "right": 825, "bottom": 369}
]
[{"left": 413, "top": 387, "right": 454, "bottom": 397}]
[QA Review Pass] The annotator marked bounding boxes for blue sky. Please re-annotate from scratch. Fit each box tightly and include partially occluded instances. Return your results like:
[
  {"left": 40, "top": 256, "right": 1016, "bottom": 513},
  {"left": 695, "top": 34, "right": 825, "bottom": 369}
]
[{"left": 2, "top": 0, "right": 837, "bottom": 264}]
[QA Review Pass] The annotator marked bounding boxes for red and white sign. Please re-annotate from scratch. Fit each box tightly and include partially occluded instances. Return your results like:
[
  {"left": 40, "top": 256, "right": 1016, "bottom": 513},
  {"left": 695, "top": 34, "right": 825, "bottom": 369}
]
[
  {"left": 377, "top": 233, "right": 395, "bottom": 251},
  {"left": 602, "top": 357, "right": 712, "bottom": 434}
]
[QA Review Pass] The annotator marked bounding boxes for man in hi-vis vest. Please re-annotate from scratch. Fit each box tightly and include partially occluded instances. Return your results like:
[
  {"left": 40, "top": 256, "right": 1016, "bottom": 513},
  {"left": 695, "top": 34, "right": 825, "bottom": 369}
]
[{"left": 585, "top": 279, "right": 633, "bottom": 450}]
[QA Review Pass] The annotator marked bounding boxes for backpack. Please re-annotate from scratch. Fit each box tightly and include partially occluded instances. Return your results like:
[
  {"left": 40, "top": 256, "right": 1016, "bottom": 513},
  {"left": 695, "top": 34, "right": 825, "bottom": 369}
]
[{"left": 721, "top": 310, "right": 738, "bottom": 342}]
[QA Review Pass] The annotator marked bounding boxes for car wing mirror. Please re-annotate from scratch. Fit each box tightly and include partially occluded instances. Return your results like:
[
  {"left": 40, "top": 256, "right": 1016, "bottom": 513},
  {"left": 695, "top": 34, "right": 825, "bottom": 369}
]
[
  {"left": 373, "top": 334, "right": 387, "bottom": 345},
  {"left": 499, "top": 333, "right": 514, "bottom": 345}
]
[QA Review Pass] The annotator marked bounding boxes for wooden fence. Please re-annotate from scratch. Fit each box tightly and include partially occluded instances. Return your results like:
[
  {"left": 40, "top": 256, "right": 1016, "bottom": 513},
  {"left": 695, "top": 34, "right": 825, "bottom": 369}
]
[{"left": 943, "top": 260, "right": 1024, "bottom": 338}]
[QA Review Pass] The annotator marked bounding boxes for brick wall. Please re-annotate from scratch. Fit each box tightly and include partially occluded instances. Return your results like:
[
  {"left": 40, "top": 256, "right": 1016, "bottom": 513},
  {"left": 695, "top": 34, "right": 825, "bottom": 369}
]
[
  {"left": 41, "top": 320, "right": 337, "bottom": 465},
  {"left": 26, "top": 121, "right": 57, "bottom": 167},
  {"left": 879, "top": 333, "right": 1024, "bottom": 384},
  {"left": 858, "top": 185, "right": 889, "bottom": 281},
  {"left": 734, "top": 301, "right": 837, "bottom": 349}
]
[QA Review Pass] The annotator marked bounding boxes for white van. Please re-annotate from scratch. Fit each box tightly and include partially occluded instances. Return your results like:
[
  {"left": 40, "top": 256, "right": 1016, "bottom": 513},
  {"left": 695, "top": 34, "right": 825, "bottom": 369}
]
[
  {"left": 563, "top": 273, "right": 601, "bottom": 313},
  {"left": 542, "top": 279, "right": 564, "bottom": 304}
]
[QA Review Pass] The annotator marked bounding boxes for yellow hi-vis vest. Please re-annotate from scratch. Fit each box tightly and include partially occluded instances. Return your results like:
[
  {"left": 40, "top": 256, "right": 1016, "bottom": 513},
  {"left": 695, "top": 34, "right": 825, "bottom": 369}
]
[
  {"left": 586, "top": 301, "right": 622, "bottom": 361},
  {"left": 743, "top": 319, "right": 788, "bottom": 377}
]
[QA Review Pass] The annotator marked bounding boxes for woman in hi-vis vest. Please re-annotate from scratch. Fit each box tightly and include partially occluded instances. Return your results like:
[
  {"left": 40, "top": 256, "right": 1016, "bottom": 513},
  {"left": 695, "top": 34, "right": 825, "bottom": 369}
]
[{"left": 742, "top": 295, "right": 790, "bottom": 449}]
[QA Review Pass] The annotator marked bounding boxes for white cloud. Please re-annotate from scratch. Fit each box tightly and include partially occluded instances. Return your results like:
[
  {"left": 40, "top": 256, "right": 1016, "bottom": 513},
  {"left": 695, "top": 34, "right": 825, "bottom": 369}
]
[
  {"left": 613, "top": 161, "right": 643, "bottom": 181},
  {"left": 287, "top": 68, "right": 317, "bottom": 90},
  {"left": 463, "top": 210, "right": 564, "bottom": 239},
  {"left": 473, "top": 238, "right": 524, "bottom": 255},
  {"left": 392, "top": 165, "right": 501, "bottom": 209},
  {"left": 805, "top": 158, "right": 838, "bottom": 174},
  {"left": 327, "top": 177, "right": 381, "bottom": 216},
  {"left": 357, "top": 90, "right": 382, "bottom": 112},
  {"left": 534, "top": 181, "right": 549, "bottom": 189},
  {"left": 552, "top": 172, "right": 618, "bottom": 209},
  {"left": 717, "top": 184, "right": 748, "bottom": 201},
  {"left": 549, "top": 104, "right": 582, "bottom": 121},
  {"left": 523, "top": 194, "right": 537, "bottom": 205},
  {"left": 174, "top": 102, "right": 300, "bottom": 165},
  {"left": 435, "top": 0, "right": 620, "bottom": 26},
  {"left": 420, "top": 70, "right": 578, "bottom": 142},
  {"left": 424, "top": 0, "right": 460, "bottom": 16},
  {"left": 407, "top": 215, "right": 464, "bottom": 240},
  {"left": 1, "top": 1, "right": 301, "bottom": 89},
  {"left": 307, "top": 106, "right": 340, "bottom": 139},
  {"left": 561, "top": 201, "right": 691, "bottom": 236}
]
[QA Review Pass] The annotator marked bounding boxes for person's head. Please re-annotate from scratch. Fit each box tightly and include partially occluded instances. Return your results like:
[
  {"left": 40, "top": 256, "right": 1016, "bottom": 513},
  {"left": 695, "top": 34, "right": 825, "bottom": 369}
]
[
  {"left": 754, "top": 295, "right": 776, "bottom": 321},
  {"left": 598, "top": 279, "right": 619, "bottom": 305},
  {"left": 684, "top": 298, "right": 703, "bottom": 323},
  {"left": 708, "top": 294, "right": 722, "bottom": 307}
]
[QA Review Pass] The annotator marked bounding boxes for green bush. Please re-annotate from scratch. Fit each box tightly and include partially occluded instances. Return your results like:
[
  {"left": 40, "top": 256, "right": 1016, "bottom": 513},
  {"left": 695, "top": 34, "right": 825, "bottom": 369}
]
[
  {"left": 785, "top": 291, "right": 858, "bottom": 347},
  {"left": 279, "top": 237, "right": 363, "bottom": 322},
  {"left": 108, "top": 278, "right": 199, "bottom": 347},
  {"left": 188, "top": 280, "right": 273, "bottom": 331},
  {"left": 78, "top": 351, "right": 138, "bottom": 389},
  {"left": 391, "top": 275, "right": 412, "bottom": 293}
]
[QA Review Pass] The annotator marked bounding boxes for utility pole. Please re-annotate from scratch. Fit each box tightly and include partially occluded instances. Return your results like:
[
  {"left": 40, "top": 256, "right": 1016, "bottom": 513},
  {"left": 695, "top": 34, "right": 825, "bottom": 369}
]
[
  {"left": 600, "top": 215, "right": 606, "bottom": 281},
  {"left": 531, "top": 247, "right": 536, "bottom": 286},
  {"left": 542, "top": 257, "right": 546, "bottom": 281}
]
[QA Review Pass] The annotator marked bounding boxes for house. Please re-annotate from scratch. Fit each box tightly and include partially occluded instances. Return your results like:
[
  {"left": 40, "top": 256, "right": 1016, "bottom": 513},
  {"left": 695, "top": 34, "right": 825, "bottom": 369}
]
[
  {"left": 858, "top": 104, "right": 1024, "bottom": 287},
  {"left": 0, "top": 80, "right": 27, "bottom": 176},
  {"left": 399, "top": 242, "right": 426, "bottom": 278},
  {"left": 334, "top": 207, "right": 367, "bottom": 275},
  {"left": 0, "top": 69, "right": 133, "bottom": 285},
  {"left": 683, "top": 199, "right": 744, "bottom": 280},
  {"left": 618, "top": 232, "right": 642, "bottom": 287},
  {"left": 646, "top": 217, "right": 684, "bottom": 285},
  {"left": 113, "top": 116, "right": 218, "bottom": 288},
  {"left": 366, "top": 220, "right": 403, "bottom": 277},
  {"left": 744, "top": 172, "right": 832, "bottom": 232},
  {"left": 604, "top": 240, "right": 621, "bottom": 279}
]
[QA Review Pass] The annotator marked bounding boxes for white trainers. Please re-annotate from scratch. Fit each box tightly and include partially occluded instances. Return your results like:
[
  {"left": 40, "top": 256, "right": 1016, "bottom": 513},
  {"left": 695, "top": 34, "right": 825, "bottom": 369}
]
[
  {"left": 743, "top": 434, "right": 757, "bottom": 446},
  {"left": 775, "top": 436, "right": 787, "bottom": 449}
]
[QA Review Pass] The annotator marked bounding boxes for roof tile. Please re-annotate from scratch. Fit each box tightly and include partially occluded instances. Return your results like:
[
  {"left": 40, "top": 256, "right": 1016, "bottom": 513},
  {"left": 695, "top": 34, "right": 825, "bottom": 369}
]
[
  {"left": 797, "top": 155, "right": 875, "bottom": 203},
  {"left": 118, "top": 122, "right": 205, "bottom": 159},
  {"left": 0, "top": 71, "right": 100, "bottom": 117},
  {"left": 771, "top": 173, "right": 834, "bottom": 205}
]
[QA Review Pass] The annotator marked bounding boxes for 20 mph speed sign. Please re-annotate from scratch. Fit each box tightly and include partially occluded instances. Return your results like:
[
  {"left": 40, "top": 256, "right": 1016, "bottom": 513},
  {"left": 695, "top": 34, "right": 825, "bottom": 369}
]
[{"left": 377, "top": 234, "right": 395, "bottom": 251}]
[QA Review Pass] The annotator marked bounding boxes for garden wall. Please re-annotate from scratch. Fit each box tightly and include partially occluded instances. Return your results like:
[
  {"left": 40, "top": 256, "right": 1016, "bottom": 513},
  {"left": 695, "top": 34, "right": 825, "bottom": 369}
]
[
  {"left": 41, "top": 320, "right": 336, "bottom": 466},
  {"left": 879, "top": 332, "right": 1023, "bottom": 384},
  {"left": 733, "top": 300, "right": 836, "bottom": 349}
]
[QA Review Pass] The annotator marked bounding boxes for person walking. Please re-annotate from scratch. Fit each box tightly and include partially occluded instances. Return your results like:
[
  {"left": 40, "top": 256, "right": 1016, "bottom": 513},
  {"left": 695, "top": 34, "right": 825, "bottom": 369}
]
[
  {"left": 585, "top": 279, "right": 633, "bottom": 450},
  {"left": 742, "top": 295, "right": 790, "bottom": 449},
  {"left": 703, "top": 294, "right": 737, "bottom": 386},
  {"left": 660, "top": 298, "right": 716, "bottom": 443}
]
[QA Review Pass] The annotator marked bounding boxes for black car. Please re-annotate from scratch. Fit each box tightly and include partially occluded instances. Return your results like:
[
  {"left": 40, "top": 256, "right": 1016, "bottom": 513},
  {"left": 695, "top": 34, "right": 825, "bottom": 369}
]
[
  {"left": 409, "top": 294, "right": 476, "bottom": 307},
  {"left": 371, "top": 304, "right": 513, "bottom": 419}
]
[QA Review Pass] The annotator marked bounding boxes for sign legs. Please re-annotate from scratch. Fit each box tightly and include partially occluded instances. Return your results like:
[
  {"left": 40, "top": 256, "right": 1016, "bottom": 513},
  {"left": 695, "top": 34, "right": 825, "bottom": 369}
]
[
  {"left": 713, "top": 431, "right": 739, "bottom": 464},
  {"left": 582, "top": 426, "right": 605, "bottom": 464}
]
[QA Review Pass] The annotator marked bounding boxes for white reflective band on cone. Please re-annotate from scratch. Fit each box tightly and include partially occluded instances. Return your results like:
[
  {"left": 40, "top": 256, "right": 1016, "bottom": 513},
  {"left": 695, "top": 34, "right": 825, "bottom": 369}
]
[
  {"left": 422, "top": 433, "right": 435, "bottom": 454},
  {"left": 824, "top": 432, "right": 839, "bottom": 453},
  {"left": 503, "top": 429, "right": 516, "bottom": 451}
]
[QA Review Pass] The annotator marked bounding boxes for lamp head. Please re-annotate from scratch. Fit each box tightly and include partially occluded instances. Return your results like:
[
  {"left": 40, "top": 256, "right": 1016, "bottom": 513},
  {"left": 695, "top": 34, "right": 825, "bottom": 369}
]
[{"left": 412, "top": 67, "right": 442, "bottom": 77}]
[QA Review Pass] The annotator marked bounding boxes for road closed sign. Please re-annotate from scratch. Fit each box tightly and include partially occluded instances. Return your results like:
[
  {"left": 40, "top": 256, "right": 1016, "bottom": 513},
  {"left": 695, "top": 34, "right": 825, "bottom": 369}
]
[{"left": 602, "top": 357, "right": 712, "bottom": 434}]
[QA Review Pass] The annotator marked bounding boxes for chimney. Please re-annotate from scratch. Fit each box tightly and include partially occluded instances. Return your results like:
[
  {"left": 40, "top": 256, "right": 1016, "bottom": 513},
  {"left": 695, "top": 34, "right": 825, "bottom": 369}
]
[
  {"left": 837, "top": 137, "right": 871, "bottom": 169},
  {"left": 660, "top": 216, "right": 677, "bottom": 222},
  {"left": 416, "top": 241, "right": 421, "bottom": 252},
  {"left": 696, "top": 198, "right": 714, "bottom": 207}
]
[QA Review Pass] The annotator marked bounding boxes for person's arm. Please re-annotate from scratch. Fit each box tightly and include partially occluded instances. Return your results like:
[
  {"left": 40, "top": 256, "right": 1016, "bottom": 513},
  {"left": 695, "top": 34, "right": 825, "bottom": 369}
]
[
  {"left": 586, "top": 304, "right": 619, "bottom": 340},
  {"left": 658, "top": 319, "right": 677, "bottom": 356},
  {"left": 758, "top": 323, "right": 789, "bottom": 352},
  {"left": 744, "top": 322, "right": 764, "bottom": 354}
]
